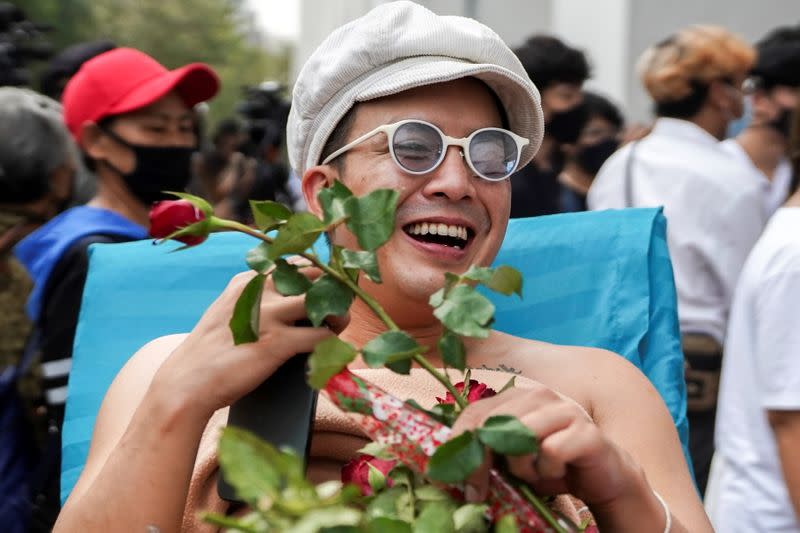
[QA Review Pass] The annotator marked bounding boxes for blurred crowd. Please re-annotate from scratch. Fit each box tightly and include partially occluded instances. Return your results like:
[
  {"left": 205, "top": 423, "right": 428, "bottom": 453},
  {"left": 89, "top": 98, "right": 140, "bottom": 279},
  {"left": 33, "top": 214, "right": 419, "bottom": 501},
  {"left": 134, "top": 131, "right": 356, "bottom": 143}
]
[{"left": 1, "top": 1, "right": 800, "bottom": 531}]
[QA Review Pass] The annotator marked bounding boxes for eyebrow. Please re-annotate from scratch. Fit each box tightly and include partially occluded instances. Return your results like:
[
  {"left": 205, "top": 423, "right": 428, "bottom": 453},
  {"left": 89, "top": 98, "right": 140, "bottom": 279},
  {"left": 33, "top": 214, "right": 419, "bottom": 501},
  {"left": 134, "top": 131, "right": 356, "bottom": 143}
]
[{"left": 138, "top": 111, "right": 194, "bottom": 121}]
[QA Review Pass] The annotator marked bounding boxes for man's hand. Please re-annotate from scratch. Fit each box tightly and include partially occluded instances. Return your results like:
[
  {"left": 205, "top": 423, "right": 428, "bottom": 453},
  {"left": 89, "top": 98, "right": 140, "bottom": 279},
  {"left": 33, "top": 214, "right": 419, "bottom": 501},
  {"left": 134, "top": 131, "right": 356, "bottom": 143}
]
[
  {"left": 451, "top": 385, "right": 643, "bottom": 508},
  {"left": 153, "top": 267, "right": 347, "bottom": 419}
]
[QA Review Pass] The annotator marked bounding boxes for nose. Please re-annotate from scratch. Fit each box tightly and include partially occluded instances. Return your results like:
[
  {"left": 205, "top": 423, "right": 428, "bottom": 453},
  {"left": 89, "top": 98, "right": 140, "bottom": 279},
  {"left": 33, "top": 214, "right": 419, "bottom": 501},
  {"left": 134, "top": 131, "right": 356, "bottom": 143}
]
[{"left": 421, "top": 145, "right": 477, "bottom": 201}]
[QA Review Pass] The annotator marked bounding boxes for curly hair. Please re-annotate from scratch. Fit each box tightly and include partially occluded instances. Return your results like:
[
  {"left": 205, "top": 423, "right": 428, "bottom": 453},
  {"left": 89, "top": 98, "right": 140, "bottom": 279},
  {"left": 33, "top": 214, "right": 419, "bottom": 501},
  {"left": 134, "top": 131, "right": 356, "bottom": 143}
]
[{"left": 637, "top": 26, "right": 755, "bottom": 112}]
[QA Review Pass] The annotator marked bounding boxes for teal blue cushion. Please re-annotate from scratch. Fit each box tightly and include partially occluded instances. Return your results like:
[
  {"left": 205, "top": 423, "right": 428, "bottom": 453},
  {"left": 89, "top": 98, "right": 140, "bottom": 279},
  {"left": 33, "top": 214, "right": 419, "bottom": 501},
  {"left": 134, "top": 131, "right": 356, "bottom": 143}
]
[{"left": 61, "top": 208, "right": 690, "bottom": 503}]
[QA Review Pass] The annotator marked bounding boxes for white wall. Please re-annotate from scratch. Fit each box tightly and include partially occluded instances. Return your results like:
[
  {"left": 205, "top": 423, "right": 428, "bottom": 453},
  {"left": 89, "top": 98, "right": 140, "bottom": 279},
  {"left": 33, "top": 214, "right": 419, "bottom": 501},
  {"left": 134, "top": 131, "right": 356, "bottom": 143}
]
[{"left": 294, "top": 0, "right": 800, "bottom": 122}]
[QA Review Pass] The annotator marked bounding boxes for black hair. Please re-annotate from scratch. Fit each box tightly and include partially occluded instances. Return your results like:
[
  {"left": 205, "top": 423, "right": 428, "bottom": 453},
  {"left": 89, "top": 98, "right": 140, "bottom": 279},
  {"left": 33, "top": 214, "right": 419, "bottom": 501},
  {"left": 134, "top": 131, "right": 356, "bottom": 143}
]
[
  {"left": 513, "top": 35, "right": 591, "bottom": 90},
  {"left": 582, "top": 91, "right": 624, "bottom": 129},
  {"left": 752, "top": 24, "right": 800, "bottom": 89},
  {"left": 654, "top": 80, "right": 712, "bottom": 119},
  {"left": 212, "top": 117, "right": 243, "bottom": 145}
]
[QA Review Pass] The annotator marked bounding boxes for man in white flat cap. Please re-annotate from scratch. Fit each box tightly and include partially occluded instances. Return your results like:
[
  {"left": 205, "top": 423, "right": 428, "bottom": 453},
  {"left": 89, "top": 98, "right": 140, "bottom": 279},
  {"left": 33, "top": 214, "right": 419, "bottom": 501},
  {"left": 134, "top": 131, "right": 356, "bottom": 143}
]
[{"left": 56, "top": 3, "right": 710, "bottom": 532}]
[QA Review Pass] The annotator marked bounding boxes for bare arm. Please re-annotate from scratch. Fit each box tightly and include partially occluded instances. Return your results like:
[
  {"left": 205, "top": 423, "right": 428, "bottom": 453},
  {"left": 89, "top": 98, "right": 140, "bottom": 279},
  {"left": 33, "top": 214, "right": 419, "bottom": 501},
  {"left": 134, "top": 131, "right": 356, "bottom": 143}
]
[
  {"left": 455, "top": 346, "right": 711, "bottom": 533},
  {"left": 55, "top": 335, "right": 208, "bottom": 532},
  {"left": 768, "top": 410, "right": 800, "bottom": 520},
  {"left": 55, "top": 271, "right": 338, "bottom": 532},
  {"left": 589, "top": 350, "right": 712, "bottom": 532}
]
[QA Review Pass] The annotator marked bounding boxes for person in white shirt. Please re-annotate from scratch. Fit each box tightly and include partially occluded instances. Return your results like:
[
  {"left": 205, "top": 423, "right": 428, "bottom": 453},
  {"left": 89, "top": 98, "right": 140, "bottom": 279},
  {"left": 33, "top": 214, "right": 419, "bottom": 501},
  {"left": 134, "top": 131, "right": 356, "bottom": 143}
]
[
  {"left": 721, "top": 24, "right": 800, "bottom": 218},
  {"left": 707, "top": 105, "right": 800, "bottom": 531},
  {"left": 587, "top": 25, "right": 765, "bottom": 493}
]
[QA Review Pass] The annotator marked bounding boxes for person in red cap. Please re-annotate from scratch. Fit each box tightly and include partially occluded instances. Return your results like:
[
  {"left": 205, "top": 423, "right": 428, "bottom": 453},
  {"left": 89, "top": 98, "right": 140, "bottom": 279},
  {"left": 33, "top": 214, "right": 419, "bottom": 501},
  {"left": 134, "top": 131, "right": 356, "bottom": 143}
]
[{"left": 13, "top": 47, "right": 218, "bottom": 529}]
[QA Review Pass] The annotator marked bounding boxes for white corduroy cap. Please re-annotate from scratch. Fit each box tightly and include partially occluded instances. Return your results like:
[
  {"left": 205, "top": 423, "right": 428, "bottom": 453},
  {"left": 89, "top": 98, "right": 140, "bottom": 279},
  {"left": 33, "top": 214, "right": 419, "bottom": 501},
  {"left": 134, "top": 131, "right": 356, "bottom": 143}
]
[{"left": 287, "top": 0, "right": 544, "bottom": 176}]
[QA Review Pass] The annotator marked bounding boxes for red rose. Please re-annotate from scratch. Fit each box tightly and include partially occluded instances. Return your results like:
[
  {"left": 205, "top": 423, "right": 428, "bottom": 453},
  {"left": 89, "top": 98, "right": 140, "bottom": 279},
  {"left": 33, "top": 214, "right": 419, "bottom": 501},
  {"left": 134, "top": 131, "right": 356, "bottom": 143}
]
[
  {"left": 149, "top": 200, "right": 207, "bottom": 246},
  {"left": 341, "top": 454, "right": 397, "bottom": 496},
  {"left": 436, "top": 379, "right": 497, "bottom": 404}
]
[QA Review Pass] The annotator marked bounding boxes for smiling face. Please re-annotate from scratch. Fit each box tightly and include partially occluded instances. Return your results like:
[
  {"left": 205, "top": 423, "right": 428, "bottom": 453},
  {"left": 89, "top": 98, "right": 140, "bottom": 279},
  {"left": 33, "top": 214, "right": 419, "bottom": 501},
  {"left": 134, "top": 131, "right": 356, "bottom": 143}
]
[{"left": 304, "top": 78, "right": 512, "bottom": 318}]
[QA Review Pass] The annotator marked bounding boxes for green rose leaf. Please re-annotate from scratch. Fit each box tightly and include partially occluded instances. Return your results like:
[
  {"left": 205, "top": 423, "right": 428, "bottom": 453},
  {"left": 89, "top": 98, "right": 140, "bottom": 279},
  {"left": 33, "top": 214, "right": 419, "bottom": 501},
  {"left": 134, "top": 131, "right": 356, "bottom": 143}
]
[
  {"left": 269, "top": 212, "right": 326, "bottom": 259},
  {"left": 366, "top": 486, "right": 412, "bottom": 522},
  {"left": 304, "top": 273, "right": 355, "bottom": 327},
  {"left": 307, "top": 337, "right": 357, "bottom": 389},
  {"left": 414, "top": 501, "right": 455, "bottom": 533},
  {"left": 358, "top": 442, "right": 394, "bottom": 460},
  {"left": 344, "top": 189, "right": 399, "bottom": 251},
  {"left": 476, "top": 415, "right": 538, "bottom": 456},
  {"left": 272, "top": 259, "right": 313, "bottom": 296},
  {"left": 367, "top": 517, "right": 413, "bottom": 533},
  {"left": 453, "top": 504, "right": 489, "bottom": 533},
  {"left": 432, "top": 285, "right": 495, "bottom": 339},
  {"left": 413, "top": 486, "right": 451, "bottom": 502},
  {"left": 165, "top": 190, "right": 214, "bottom": 216},
  {"left": 368, "top": 463, "right": 388, "bottom": 494},
  {"left": 246, "top": 243, "right": 274, "bottom": 274},
  {"left": 486, "top": 265, "right": 523, "bottom": 297},
  {"left": 319, "top": 180, "right": 354, "bottom": 225},
  {"left": 287, "top": 507, "right": 362, "bottom": 533},
  {"left": 461, "top": 266, "right": 494, "bottom": 284},
  {"left": 362, "top": 331, "right": 422, "bottom": 373},
  {"left": 217, "top": 427, "right": 287, "bottom": 504},
  {"left": 426, "top": 431, "right": 484, "bottom": 484},
  {"left": 438, "top": 329, "right": 466, "bottom": 370},
  {"left": 493, "top": 514, "right": 520, "bottom": 533},
  {"left": 463, "top": 265, "right": 523, "bottom": 297},
  {"left": 250, "top": 199, "right": 292, "bottom": 231},
  {"left": 341, "top": 249, "right": 382, "bottom": 283},
  {"left": 229, "top": 273, "right": 265, "bottom": 345},
  {"left": 498, "top": 376, "right": 517, "bottom": 394},
  {"left": 428, "top": 402, "right": 457, "bottom": 427}
]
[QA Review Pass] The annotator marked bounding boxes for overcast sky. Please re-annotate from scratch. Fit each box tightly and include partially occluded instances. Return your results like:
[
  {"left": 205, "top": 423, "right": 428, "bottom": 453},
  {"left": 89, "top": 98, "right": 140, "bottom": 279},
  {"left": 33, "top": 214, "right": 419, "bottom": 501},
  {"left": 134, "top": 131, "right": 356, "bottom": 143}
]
[{"left": 247, "top": 0, "right": 300, "bottom": 41}]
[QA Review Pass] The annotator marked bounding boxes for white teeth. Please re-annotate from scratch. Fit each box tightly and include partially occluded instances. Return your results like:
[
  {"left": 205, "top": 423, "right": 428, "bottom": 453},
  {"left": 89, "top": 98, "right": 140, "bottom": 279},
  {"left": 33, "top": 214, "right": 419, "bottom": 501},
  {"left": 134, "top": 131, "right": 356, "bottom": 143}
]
[{"left": 406, "top": 222, "right": 470, "bottom": 241}]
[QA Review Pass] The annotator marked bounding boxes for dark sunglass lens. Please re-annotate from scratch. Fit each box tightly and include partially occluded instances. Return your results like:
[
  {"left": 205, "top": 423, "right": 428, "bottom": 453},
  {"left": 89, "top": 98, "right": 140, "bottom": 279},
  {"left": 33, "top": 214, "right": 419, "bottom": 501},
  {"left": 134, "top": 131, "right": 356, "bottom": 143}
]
[
  {"left": 469, "top": 130, "right": 518, "bottom": 180},
  {"left": 392, "top": 122, "right": 443, "bottom": 172}
]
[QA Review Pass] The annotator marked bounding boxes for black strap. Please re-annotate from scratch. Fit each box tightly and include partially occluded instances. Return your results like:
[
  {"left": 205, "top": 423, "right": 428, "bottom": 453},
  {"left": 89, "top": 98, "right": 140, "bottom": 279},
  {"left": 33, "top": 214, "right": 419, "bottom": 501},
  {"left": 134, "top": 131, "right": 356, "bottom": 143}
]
[{"left": 623, "top": 141, "right": 640, "bottom": 208}]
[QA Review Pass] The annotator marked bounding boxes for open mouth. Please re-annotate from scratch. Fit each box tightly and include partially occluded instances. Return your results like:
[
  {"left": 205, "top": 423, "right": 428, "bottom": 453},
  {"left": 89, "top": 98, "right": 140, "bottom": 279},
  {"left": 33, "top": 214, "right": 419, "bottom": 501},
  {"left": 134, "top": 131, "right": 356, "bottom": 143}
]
[{"left": 402, "top": 221, "right": 474, "bottom": 250}]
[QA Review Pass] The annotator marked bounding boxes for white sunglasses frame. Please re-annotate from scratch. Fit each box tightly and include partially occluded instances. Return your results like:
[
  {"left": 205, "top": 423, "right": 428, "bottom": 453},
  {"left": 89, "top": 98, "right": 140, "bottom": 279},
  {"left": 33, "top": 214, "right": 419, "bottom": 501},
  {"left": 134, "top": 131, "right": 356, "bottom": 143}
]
[{"left": 321, "top": 119, "right": 530, "bottom": 182}]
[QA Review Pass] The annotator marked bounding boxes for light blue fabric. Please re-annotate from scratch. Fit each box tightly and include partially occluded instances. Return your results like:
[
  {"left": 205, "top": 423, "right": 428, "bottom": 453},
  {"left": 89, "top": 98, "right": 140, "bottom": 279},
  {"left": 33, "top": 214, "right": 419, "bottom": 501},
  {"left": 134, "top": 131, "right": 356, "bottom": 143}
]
[{"left": 60, "top": 208, "right": 690, "bottom": 503}]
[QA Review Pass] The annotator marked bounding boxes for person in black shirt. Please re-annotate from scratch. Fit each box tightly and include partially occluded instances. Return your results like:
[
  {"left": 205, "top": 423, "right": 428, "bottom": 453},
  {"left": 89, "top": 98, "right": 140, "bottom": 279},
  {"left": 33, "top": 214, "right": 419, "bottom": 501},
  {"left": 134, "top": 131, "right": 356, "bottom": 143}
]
[{"left": 511, "top": 35, "right": 590, "bottom": 217}]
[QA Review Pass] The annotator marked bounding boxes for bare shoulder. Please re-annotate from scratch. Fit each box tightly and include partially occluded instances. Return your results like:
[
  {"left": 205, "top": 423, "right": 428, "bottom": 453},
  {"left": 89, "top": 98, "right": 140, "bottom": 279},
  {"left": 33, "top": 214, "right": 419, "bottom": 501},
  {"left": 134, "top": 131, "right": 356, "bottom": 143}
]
[
  {"left": 66, "top": 334, "right": 187, "bottom": 502},
  {"left": 481, "top": 331, "right": 659, "bottom": 418}
]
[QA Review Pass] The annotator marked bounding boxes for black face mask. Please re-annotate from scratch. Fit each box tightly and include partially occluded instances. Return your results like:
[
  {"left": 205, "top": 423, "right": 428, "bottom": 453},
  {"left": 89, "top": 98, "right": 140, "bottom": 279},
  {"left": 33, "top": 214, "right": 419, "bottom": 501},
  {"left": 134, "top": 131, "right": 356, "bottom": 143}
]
[
  {"left": 546, "top": 104, "right": 589, "bottom": 145},
  {"left": 769, "top": 108, "right": 793, "bottom": 139},
  {"left": 101, "top": 128, "right": 194, "bottom": 206},
  {"left": 574, "top": 138, "right": 620, "bottom": 176}
]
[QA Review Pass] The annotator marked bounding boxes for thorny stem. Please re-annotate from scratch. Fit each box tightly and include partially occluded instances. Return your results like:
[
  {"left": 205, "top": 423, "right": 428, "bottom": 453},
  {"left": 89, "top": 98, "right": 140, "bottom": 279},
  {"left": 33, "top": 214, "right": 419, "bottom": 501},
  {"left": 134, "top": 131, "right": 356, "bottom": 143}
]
[
  {"left": 213, "top": 218, "right": 468, "bottom": 410},
  {"left": 518, "top": 484, "right": 573, "bottom": 533}
]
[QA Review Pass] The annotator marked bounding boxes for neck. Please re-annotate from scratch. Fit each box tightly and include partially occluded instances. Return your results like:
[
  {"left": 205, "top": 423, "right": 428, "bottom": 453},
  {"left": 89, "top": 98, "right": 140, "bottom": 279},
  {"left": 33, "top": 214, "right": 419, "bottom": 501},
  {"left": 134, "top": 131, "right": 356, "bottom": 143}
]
[
  {"left": 88, "top": 167, "right": 150, "bottom": 228},
  {"left": 786, "top": 188, "right": 800, "bottom": 208},
  {"left": 688, "top": 108, "right": 727, "bottom": 140},
  {"left": 736, "top": 127, "right": 787, "bottom": 180}
]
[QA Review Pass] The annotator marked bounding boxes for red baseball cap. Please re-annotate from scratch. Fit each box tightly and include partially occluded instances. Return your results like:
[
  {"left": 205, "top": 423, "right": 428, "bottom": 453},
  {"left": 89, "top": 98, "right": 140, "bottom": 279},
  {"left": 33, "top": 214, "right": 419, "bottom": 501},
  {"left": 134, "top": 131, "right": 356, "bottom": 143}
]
[{"left": 62, "top": 47, "right": 220, "bottom": 142}]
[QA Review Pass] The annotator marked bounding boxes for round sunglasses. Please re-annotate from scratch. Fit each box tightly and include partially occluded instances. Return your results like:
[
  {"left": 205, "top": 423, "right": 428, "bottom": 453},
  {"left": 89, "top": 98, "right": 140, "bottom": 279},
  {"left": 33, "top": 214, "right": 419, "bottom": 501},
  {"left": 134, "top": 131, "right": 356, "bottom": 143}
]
[{"left": 322, "top": 119, "right": 530, "bottom": 181}]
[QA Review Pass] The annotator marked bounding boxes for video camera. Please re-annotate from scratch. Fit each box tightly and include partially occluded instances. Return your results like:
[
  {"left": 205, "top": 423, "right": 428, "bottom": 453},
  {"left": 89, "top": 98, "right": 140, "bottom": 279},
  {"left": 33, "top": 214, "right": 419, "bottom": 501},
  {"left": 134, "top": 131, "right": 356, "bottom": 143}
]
[
  {"left": 236, "top": 81, "right": 291, "bottom": 157},
  {"left": 0, "top": 2, "right": 54, "bottom": 87}
]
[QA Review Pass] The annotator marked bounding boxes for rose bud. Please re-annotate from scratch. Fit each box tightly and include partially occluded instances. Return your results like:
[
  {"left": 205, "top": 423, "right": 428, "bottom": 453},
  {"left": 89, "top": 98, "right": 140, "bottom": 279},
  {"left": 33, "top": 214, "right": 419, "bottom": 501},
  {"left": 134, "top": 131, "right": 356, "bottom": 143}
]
[
  {"left": 341, "top": 454, "right": 397, "bottom": 496},
  {"left": 149, "top": 199, "right": 207, "bottom": 246},
  {"left": 436, "top": 379, "right": 497, "bottom": 404}
]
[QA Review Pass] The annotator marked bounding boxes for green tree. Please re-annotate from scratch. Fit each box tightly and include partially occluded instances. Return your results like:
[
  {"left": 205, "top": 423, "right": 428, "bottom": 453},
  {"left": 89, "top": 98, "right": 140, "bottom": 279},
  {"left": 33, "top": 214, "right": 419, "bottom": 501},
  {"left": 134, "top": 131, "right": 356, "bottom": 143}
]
[{"left": 16, "top": 0, "right": 290, "bottom": 127}]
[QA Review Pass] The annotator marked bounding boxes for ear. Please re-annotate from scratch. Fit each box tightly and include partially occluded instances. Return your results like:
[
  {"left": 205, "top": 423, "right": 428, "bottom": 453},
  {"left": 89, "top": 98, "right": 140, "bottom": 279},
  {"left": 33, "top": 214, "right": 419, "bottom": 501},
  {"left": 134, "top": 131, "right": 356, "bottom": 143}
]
[
  {"left": 302, "top": 164, "right": 340, "bottom": 218},
  {"left": 80, "top": 121, "right": 107, "bottom": 160}
]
